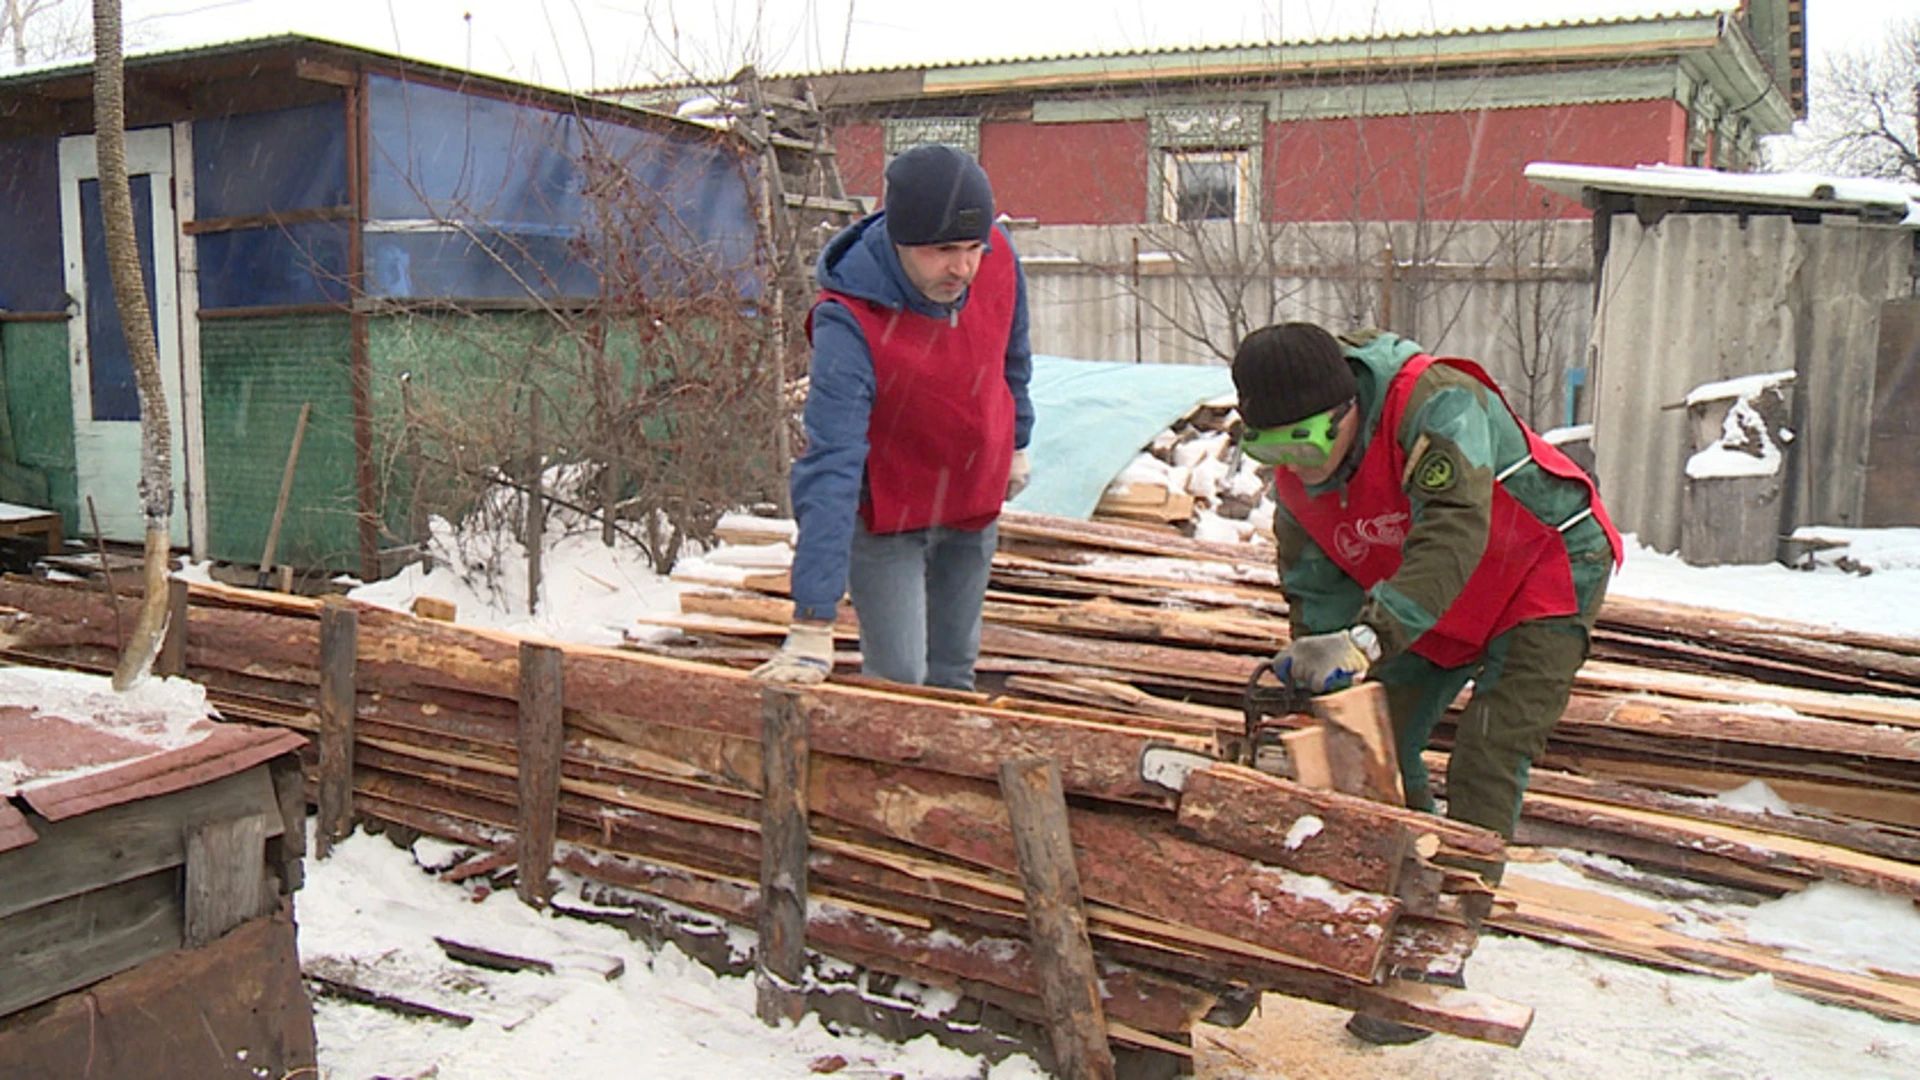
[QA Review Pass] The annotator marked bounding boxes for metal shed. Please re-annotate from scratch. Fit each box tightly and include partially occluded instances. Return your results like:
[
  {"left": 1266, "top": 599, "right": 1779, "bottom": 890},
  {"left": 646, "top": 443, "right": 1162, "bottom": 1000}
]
[
  {"left": 0, "top": 36, "right": 760, "bottom": 576},
  {"left": 1526, "top": 161, "right": 1920, "bottom": 557}
]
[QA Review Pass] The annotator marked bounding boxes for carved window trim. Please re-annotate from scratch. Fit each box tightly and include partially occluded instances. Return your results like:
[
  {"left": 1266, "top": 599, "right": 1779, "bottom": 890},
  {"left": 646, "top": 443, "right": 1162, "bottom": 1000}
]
[
  {"left": 1147, "top": 103, "right": 1265, "bottom": 223},
  {"left": 882, "top": 117, "right": 981, "bottom": 159}
]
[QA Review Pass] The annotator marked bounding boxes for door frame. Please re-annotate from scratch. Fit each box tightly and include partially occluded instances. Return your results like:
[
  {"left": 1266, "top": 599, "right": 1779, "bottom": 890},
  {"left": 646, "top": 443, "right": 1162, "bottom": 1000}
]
[{"left": 57, "top": 127, "right": 194, "bottom": 549}]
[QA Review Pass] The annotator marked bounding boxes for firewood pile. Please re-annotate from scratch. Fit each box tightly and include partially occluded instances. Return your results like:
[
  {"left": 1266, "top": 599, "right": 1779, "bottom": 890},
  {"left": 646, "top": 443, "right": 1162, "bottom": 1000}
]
[
  {"left": 0, "top": 570, "right": 1530, "bottom": 1058},
  {"left": 657, "top": 509, "right": 1920, "bottom": 1024}
]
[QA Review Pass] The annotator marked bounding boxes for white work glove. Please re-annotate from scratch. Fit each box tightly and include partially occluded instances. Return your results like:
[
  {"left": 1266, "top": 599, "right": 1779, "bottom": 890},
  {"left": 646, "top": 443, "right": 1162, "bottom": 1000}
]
[
  {"left": 1272, "top": 625, "right": 1381, "bottom": 693},
  {"left": 1006, "top": 448, "right": 1032, "bottom": 500},
  {"left": 751, "top": 622, "right": 835, "bottom": 685}
]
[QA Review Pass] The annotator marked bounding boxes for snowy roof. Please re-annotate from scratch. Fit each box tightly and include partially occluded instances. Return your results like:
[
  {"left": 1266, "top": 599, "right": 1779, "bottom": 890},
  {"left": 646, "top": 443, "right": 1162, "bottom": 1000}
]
[
  {"left": 0, "top": 667, "right": 304, "bottom": 852},
  {"left": 1526, "top": 162, "right": 1920, "bottom": 228}
]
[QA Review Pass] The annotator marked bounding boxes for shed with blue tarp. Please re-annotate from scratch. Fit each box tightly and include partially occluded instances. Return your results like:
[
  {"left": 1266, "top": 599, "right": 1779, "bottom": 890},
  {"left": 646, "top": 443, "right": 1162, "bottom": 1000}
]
[{"left": 0, "top": 35, "right": 760, "bottom": 573}]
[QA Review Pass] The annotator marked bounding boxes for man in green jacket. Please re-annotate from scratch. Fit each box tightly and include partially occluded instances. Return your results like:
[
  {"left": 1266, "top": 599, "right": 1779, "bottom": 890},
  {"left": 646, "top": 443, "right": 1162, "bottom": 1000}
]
[{"left": 1232, "top": 322, "right": 1621, "bottom": 1043}]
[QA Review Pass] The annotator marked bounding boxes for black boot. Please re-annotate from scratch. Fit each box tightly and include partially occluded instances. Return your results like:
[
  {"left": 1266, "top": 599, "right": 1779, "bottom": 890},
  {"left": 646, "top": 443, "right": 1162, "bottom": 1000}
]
[{"left": 1344, "top": 969, "right": 1465, "bottom": 1046}]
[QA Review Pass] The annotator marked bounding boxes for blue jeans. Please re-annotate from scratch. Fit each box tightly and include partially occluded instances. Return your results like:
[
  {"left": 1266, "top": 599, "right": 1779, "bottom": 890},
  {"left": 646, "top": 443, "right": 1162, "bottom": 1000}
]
[{"left": 847, "top": 519, "right": 998, "bottom": 690}]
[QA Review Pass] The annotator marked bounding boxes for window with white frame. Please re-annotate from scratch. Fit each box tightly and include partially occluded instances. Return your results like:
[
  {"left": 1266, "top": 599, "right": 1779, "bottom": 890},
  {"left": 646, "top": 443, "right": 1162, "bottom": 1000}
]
[
  {"left": 1163, "top": 149, "right": 1254, "bottom": 223},
  {"left": 1147, "top": 103, "right": 1264, "bottom": 224}
]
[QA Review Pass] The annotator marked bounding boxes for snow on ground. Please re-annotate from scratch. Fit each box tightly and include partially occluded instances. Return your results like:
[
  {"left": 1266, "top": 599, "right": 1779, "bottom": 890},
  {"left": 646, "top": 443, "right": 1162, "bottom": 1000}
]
[
  {"left": 1608, "top": 527, "right": 1920, "bottom": 639},
  {"left": 292, "top": 510, "right": 1920, "bottom": 1078},
  {"left": 303, "top": 829, "right": 1045, "bottom": 1080}
]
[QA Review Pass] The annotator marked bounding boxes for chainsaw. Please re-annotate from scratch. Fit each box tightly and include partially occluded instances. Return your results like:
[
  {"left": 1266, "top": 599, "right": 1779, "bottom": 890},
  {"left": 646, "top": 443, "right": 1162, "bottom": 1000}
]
[
  {"left": 1234, "top": 661, "right": 1319, "bottom": 776},
  {"left": 1138, "top": 661, "right": 1320, "bottom": 793}
]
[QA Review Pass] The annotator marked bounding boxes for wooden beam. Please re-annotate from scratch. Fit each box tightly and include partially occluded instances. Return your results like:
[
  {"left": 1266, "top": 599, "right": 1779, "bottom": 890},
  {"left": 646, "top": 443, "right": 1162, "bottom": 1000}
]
[
  {"left": 1311, "top": 683, "right": 1405, "bottom": 805},
  {"left": 756, "top": 689, "right": 810, "bottom": 1025},
  {"left": 1000, "top": 758, "right": 1117, "bottom": 1080},
  {"left": 157, "top": 576, "right": 189, "bottom": 676},
  {"left": 315, "top": 599, "right": 358, "bottom": 857},
  {"left": 514, "top": 642, "right": 565, "bottom": 907}
]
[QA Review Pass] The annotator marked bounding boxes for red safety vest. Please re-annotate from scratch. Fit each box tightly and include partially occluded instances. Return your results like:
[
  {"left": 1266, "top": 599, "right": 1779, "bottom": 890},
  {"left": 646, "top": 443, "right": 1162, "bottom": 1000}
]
[
  {"left": 814, "top": 228, "right": 1017, "bottom": 535},
  {"left": 1274, "top": 353, "right": 1622, "bottom": 668}
]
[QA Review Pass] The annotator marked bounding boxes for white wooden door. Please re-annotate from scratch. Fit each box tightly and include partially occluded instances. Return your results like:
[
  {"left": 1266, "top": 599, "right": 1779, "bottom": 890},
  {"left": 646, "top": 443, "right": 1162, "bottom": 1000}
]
[{"left": 58, "top": 128, "right": 188, "bottom": 546}]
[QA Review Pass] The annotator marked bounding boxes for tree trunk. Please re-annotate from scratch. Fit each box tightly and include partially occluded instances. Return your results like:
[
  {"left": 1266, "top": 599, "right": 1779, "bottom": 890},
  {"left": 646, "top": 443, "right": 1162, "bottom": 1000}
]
[{"left": 92, "top": 0, "right": 173, "bottom": 689}]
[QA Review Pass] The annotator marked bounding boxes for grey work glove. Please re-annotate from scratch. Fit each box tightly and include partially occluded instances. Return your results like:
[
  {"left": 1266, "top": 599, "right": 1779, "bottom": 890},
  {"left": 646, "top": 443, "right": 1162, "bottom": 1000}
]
[
  {"left": 1006, "top": 448, "right": 1032, "bottom": 500},
  {"left": 751, "top": 622, "right": 834, "bottom": 685},
  {"left": 1272, "top": 626, "right": 1380, "bottom": 694}
]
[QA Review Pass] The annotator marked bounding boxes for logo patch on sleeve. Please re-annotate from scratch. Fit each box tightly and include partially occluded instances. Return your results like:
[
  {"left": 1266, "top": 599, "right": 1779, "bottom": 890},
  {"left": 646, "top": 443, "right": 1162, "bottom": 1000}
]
[{"left": 1413, "top": 449, "right": 1457, "bottom": 493}]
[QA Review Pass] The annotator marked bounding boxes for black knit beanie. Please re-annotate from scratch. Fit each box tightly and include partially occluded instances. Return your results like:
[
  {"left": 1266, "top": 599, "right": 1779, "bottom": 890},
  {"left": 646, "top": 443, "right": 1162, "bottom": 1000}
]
[
  {"left": 1231, "top": 322, "right": 1360, "bottom": 429},
  {"left": 884, "top": 144, "right": 995, "bottom": 246}
]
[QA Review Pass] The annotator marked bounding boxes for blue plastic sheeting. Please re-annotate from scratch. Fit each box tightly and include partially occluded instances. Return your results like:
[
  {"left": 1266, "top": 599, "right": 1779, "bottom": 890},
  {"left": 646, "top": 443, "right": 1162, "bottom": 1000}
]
[
  {"left": 365, "top": 75, "right": 759, "bottom": 302},
  {"left": 1006, "top": 355, "right": 1235, "bottom": 521},
  {"left": 0, "top": 137, "right": 65, "bottom": 313},
  {"left": 198, "top": 221, "right": 352, "bottom": 309},
  {"left": 194, "top": 101, "right": 349, "bottom": 218},
  {"left": 191, "top": 102, "right": 351, "bottom": 309},
  {"left": 80, "top": 176, "right": 160, "bottom": 422}
]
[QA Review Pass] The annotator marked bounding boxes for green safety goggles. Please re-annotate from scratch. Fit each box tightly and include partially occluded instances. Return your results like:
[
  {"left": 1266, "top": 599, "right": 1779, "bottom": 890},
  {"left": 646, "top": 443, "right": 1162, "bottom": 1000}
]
[{"left": 1237, "top": 400, "right": 1353, "bottom": 468}]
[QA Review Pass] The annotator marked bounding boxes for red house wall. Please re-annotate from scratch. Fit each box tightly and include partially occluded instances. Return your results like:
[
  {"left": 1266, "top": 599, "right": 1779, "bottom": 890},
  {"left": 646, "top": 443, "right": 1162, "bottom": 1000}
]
[
  {"left": 979, "top": 120, "right": 1149, "bottom": 224},
  {"left": 1266, "top": 99, "right": 1684, "bottom": 222},
  {"left": 830, "top": 98, "right": 1684, "bottom": 224}
]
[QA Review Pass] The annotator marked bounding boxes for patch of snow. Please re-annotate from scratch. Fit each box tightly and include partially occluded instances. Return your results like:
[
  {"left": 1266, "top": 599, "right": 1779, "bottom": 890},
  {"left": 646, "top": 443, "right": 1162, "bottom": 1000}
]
[
  {"left": 1711, "top": 780, "right": 1799, "bottom": 817},
  {"left": 1684, "top": 369, "right": 1795, "bottom": 407},
  {"left": 1283, "top": 815, "right": 1324, "bottom": 850},
  {"left": 0, "top": 668, "right": 215, "bottom": 796}
]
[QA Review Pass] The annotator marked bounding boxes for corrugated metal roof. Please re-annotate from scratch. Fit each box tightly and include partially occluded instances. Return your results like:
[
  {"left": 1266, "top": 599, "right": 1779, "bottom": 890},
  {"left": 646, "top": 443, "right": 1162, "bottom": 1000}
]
[
  {"left": 0, "top": 669, "right": 305, "bottom": 852},
  {"left": 0, "top": 32, "right": 705, "bottom": 135},
  {"left": 1527, "top": 162, "right": 1920, "bottom": 227},
  {"left": 758, "top": 8, "right": 1734, "bottom": 81}
]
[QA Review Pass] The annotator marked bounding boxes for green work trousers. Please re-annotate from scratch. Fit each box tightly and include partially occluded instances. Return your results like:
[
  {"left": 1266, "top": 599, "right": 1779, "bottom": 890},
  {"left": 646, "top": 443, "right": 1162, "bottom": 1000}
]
[{"left": 1372, "top": 550, "right": 1612, "bottom": 844}]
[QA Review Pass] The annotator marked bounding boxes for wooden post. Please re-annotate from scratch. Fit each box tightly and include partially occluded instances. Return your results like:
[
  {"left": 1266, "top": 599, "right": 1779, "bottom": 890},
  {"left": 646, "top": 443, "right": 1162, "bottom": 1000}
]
[
  {"left": 756, "top": 688, "right": 809, "bottom": 1026},
  {"left": 315, "top": 599, "right": 358, "bottom": 858},
  {"left": 156, "top": 576, "right": 189, "bottom": 676},
  {"left": 184, "top": 813, "right": 269, "bottom": 947},
  {"left": 525, "top": 395, "right": 544, "bottom": 616},
  {"left": 515, "top": 641, "right": 565, "bottom": 907},
  {"left": 1311, "top": 683, "right": 1405, "bottom": 805},
  {"left": 999, "top": 757, "right": 1116, "bottom": 1080}
]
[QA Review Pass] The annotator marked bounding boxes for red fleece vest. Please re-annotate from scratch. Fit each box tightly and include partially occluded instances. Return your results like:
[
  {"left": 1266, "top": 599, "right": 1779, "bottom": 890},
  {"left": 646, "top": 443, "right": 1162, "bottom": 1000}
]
[
  {"left": 815, "top": 229, "right": 1017, "bottom": 535},
  {"left": 1275, "top": 354, "right": 1621, "bottom": 668}
]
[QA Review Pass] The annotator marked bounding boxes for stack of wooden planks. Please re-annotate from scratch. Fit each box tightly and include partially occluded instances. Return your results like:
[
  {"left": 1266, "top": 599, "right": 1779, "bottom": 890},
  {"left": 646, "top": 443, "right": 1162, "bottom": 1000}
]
[
  {"left": 654, "top": 509, "right": 1920, "bottom": 1024},
  {"left": 0, "top": 572, "right": 1533, "bottom": 1055}
]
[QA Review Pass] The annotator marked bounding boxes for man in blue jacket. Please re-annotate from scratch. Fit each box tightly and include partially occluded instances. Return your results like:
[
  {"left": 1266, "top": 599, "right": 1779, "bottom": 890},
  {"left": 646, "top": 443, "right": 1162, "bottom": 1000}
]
[{"left": 752, "top": 144, "right": 1034, "bottom": 690}]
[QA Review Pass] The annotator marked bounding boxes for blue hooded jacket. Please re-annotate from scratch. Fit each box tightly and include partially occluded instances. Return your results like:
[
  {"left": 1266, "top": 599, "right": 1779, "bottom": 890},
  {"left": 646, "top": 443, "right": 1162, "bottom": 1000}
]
[{"left": 788, "top": 213, "right": 1034, "bottom": 621}]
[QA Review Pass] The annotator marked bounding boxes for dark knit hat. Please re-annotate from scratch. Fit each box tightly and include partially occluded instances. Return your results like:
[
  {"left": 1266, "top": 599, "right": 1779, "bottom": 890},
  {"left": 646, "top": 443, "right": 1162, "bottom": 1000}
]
[
  {"left": 883, "top": 144, "right": 995, "bottom": 246},
  {"left": 1231, "top": 322, "right": 1360, "bottom": 429}
]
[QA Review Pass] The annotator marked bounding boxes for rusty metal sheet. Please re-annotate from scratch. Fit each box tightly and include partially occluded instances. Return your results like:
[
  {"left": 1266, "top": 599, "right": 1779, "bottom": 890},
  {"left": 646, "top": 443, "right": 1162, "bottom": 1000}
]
[
  {"left": 0, "top": 908, "right": 317, "bottom": 1077},
  {"left": 0, "top": 801, "right": 36, "bottom": 855},
  {"left": 22, "top": 726, "right": 307, "bottom": 823}
]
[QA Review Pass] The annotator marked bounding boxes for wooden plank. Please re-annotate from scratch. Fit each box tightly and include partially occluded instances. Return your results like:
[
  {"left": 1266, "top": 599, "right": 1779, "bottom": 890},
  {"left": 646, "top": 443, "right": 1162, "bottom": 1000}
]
[
  {"left": 268, "top": 754, "right": 308, "bottom": 892},
  {"left": 1281, "top": 726, "right": 1331, "bottom": 790},
  {"left": 0, "top": 766, "right": 281, "bottom": 922},
  {"left": 1000, "top": 758, "right": 1117, "bottom": 1080},
  {"left": 1177, "top": 765, "right": 1414, "bottom": 895},
  {"left": 806, "top": 756, "right": 1401, "bottom": 982},
  {"left": 316, "top": 598, "right": 358, "bottom": 857},
  {"left": 756, "top": 689, "right": 809, "bottom": 1026},
  {"left": 1520, "top": 789, "right": 1920, "bottom": 899},
  {"left": 1311, "top": 683, "right": 1404, "bottom": 805},
  {"left": 184, "top": 812, "right": 269, "bottom": 947},
  {"left": 157, "top": 576, "right": 189, "bottom": 676},
  {"left": 515, "top": 641, "right": 565, "bottom": 907},
  {"left": 0, "top": 869, "right": 184, "bottom": 1019}
]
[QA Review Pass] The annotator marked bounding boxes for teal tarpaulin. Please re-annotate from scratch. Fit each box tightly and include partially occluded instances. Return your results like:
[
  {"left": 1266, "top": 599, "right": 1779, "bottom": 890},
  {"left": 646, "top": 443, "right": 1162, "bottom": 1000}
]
[{"left": 1007, "top": 355, "right": 1236, "bottom": 520}]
